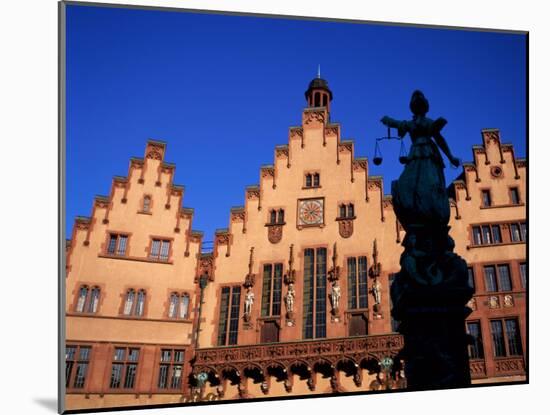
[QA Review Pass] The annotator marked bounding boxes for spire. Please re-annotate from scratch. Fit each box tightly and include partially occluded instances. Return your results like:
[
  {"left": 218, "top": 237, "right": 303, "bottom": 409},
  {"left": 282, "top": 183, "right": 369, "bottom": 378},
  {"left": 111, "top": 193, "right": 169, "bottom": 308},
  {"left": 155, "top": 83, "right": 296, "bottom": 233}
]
[{"left": 317, "top": 64, "right": 321, "bottom": 79}]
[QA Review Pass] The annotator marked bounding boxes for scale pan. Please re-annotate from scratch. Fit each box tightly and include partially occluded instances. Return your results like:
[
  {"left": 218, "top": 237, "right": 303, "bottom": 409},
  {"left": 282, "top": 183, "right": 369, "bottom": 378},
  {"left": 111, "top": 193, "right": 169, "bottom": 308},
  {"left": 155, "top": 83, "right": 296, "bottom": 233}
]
[{"left": 373, "top": 157, "right": 383, "bottom": 166}]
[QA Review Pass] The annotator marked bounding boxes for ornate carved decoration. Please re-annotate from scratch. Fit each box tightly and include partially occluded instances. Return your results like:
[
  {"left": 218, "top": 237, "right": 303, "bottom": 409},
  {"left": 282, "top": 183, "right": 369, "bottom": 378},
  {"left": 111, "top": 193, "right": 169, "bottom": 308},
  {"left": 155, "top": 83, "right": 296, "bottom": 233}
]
[
  {"left": 303, "top": 110, "right": 326, "bottom": 126},
  {"left": 189, "top": 232, "right": 203, "bottom": 244},
  {"left": 246, "top": 188, "right": 260, "bottom": 200},
  {"left": 289, "top": 127, "right": 303, "bottom": 139},
  {"left": 490, "top": 165, "right": 504, "bottom": 178},
  {"left": 368, "top": 180, "right": 382, "bottom": 190},
  {"left": 267, "top": 225, "right": 283, "bottom": 244},
  {"left": 261, "top": 167, "right": 275, "bottom": 178},
  {"left": 382, "top": 196, "right": 393, "bottom": 209},
  {"left": 192, "top": 334, "right": 404, "bottom": 381},
  {"left": 325, "top": 126, "right": 339, "bottom": 136},
  {"left": 145, "top": 143, "right": 164, "bottom": 160},
  {"left": 75, "top": 217, "right": 91, "bottom": 231},
  {"left": 494, "top": 357, "right": 525, "bottom": 374},
  {"left": 353, "top": 159, "right": 367, "bottom": 171},
  {"left": 216, "top": 233, "right": 230, "bottom": 245},
  {"left": 483, "top": 130, "right": 500, "bottom": 144},
  {"left": 328, "top": 242, "right": 340, "bottom": 282},
  {"left": 466, "top": 298, "right": 477, "bottom": 311},
  {"left": 503, "top": 294, "right": 514, "bottom": 307},
  {"left": 276, "top": 146, "right": 289, "bottom": 158},
  {"left": 338, "top": 142, "right": 353, "bottom": 153},
  {"left": 369, "top": 239, "right": 381, "bottom": 278},
  {"left": 243, "top": 247, "right": 255, "bottom": 288},
  {"left": 488, "top": 295, "right": 500, "bottom": 309},
  {"left": 197, "top": 254, "right": 213, "bottom": 281},
  {"left": 231, "top": 210, "right": 245, "bottom": 222},
  {"left": 284, "top": 244, "right": 296, "bottom": 285},
  {"left": 469, "top": 360, "right": 487, "bottom": 379}
]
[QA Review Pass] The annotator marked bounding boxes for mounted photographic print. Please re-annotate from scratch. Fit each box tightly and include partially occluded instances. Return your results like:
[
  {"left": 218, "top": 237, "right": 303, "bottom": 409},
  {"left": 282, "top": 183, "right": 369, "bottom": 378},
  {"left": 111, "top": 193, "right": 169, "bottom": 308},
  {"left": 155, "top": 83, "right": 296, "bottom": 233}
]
[{"left": 60, "top": 1, "right": 528, "bottom": 413}]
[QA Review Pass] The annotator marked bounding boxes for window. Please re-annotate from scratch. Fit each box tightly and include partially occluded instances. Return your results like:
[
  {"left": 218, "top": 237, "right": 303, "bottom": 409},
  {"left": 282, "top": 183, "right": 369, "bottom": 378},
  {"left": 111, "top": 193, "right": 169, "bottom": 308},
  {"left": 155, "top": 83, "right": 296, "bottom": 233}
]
[
  {"left": 347, "top": 256, "right": 368, "bottom": 309},
  {"left": 510, "top": 222, "right": 526, "bottom": 242},
  {"left": 158, "top": 349, "right": 185, "bottom": 389},
  {"left": 338, "top": 203, "right": 355, "bottom": 219},
  {"left": 261, "top": 263, "right": 283, "bottom": 317},
  {"left": 142, "top": 195, "right": 151, "bottom": 212},
  {"left": 168, "top": 293, "right": 190, "bottom": 319},
  {"left": 217, "top": 286, "right": 241, "bottom": 345},
  {"left": 123, "top": 289, "right": 146, "bottom": 317},
  {"left": 510, "top": 187, "right": 521, "bottom": 205},
  {"left": 467, "top": 267, "right": 475, "bottom": 291},
  {"left": 472, "top": 227, "right": 482, "bottom": 245},
  {"left": 481, "top": 190, "right": 492, "bottom": 207},
  {"left": 66, "top": 345, "right": 91, "bottom": 389},
  {"left": 107, "top": 234, "right": 128, "bottom": 256},
  {"left": 484, "top": 265, "right": 512, "bottom": 292},
  {"left": 150, "top": 239, "right": 171, "bottom": 261},
  {"left": 305, "top": 173, "right": 320, "bottom": 188},
  {"left": 313, "top": 173, "right": 320, "bottom": 187},
  {"left": 472, "top": 224, "right": 506, "bottom": 246},
  {"left": 302, "top": 247, "right": 327, "bottom": 339},
  {"left": 466, "top": 321, "right": 484, "bottom": 359},
  {"left": 109, "top": 347, "right": 140, "bottom": 389},
  {"left": 278, "top": 209, "right": 285, "bottom": 224},
  {"left": 75, "top": 285, "right": 101, "bottom": 313},
  {"left": 520, "top": 262, "right": 527, "bottom": 288},
  {"left": 490, "top": 318, "right": 523, "bottom": 357},
  {"left": 269, "top": 209, "right": 285, "bottom": 224}
]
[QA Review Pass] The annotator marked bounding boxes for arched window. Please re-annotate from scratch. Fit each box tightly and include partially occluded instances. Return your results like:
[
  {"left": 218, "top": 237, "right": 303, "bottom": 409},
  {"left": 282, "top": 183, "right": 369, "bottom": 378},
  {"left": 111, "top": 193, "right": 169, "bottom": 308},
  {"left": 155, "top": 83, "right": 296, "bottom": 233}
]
[
  {"left": 270, "top": 210, "right": 277, "bottom": 224},
  {"left": 168, "top": 293, "right": 190, "bottom": 319},
  {"left": 314, "top": 92, "right": 320, "bottom": 107},
  {"left": 168, "top": 293, "right": 179, "bottom": 318},
  {"left": 180, "top": 294, "right": 190, "bottom": 319},
  {"left": 348, "top": 203, "right": 355, "bottom": 218},
  {"left": 305, "top": 174, "right": 312, "bottom": 187},
  {"left": 136, "top": 290, "right": 146, "bottom": 316},
  {"left": 123, "top": 289, "right": 136, "bottom": 316},
  {"left": 76, "top": 286, "right": 89, "bottom": 312},
  {"left": 87, "top": 287, "right": 100, "bottom": 313},
  {"left": 142, "top": 195, "right": 151, "bottom": 212},
  {"left": 278, "top": 209, "right": 285, "bottom": 224}
]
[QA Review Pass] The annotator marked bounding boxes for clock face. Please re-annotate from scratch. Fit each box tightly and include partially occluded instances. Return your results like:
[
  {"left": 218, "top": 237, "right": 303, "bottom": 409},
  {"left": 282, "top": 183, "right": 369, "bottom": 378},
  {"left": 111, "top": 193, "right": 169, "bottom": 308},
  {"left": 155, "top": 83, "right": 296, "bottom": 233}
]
[{"left": 298, "top": 198, "right": 324, "bottom": 226}]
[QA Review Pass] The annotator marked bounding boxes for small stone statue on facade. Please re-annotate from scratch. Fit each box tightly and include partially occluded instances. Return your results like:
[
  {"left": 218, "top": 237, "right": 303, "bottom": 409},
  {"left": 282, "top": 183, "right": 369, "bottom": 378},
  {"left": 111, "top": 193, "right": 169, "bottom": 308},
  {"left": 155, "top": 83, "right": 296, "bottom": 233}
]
[
  {"left": 243, "top": 288, "right": 254, "bottom": 322},
  {"left": 285, "top": 283, "right": 295, "bottom": 313},
  {"left": 372, "top": 277, "right": 382, "bottom": 305},
  {"left": 330, "top": 280, "right": 341, "bottom": 313}
]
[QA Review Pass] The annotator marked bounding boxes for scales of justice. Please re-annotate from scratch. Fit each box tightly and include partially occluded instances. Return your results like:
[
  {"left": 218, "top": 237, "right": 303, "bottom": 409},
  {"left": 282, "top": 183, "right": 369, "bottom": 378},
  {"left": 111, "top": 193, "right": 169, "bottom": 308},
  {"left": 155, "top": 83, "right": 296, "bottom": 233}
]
[{"left": 371, "top": 90, "right": 473, "bottom": 390}]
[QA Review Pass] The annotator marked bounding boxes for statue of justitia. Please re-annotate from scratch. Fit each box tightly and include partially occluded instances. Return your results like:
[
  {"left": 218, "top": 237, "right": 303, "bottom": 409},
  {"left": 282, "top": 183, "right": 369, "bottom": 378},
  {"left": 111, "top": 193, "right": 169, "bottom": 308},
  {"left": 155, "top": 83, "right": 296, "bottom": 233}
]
[{"left": 382, "top": 90, "right": 473, "bottom": 390}]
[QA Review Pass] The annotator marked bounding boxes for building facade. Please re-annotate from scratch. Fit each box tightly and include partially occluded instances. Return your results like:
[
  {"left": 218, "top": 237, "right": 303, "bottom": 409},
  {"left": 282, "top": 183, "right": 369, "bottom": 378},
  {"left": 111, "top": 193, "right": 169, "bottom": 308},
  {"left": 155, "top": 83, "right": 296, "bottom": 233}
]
[{"left": 65, "top": 78, "right": 526, "bottom": 411}]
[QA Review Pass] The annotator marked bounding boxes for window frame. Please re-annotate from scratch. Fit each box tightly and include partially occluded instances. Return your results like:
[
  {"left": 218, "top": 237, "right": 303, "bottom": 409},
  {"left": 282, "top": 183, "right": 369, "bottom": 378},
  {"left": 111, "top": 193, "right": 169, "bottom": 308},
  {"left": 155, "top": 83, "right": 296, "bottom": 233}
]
[
  {"left": 483, "top": 263, "right": 513, "bottom": 293},
  {"left": 121, "top": 288, "right": 147, "bottom": 317},
  {"left": 466, "top": 320, "right": 485, "bottom": 360},
  {"left": 302, "top": 247, "right": 328, "bottom": 339},
  {"left": 261, "top": 263, "right": 284, "bottom": 318},
  {"left": 481, "top": 189, "right": 492, "bottom": 207},
  {"left": 105, "top": 232, "right": 130, "bottom": 257},
  {"left": 108, "top": 346, "right": 141, "bottom": 390},
  {"left": 66, "top": 344, "right": 92, "bottom": 390},
  {"left": 148, "top": 237, "right": 173, "bottom": 262},
  {"left": 156, "top": 348, "right": 186, "bottom": 391},
  {"left": 74, "top": 284, "right": 102, "bottom": 314},
  {"left": 490, "top": 317, "right": 523, "bottom": 358},
  {"left": 217, "top": 286, "right": 241, "bottom": 346},
  {"left": 167, "top": 292, "right": 191, "bottom": 320},
  {"left": 346, "top": 255, "right": 369, "bottom": 310}
]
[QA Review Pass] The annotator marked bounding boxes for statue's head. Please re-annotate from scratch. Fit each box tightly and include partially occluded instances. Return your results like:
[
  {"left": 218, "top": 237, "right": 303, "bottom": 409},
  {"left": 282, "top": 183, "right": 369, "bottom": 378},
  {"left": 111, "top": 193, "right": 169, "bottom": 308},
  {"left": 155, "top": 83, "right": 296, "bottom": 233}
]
[{"left": 410, "top": 90, "right": 429, "bottom": 116}]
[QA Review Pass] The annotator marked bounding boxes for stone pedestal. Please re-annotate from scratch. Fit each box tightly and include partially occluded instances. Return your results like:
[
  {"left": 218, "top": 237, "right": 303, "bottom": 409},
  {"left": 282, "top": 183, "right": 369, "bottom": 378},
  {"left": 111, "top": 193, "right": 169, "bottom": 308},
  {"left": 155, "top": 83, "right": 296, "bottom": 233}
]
[{"left": 392, "top": 283, "right": 473, "bottom": 389}]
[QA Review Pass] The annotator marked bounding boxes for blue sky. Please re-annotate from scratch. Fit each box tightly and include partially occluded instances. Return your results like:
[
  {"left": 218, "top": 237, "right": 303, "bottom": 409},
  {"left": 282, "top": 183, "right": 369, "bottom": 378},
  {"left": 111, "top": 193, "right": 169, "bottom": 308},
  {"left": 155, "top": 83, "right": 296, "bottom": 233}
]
[{"left": 65, "top": 5, "right": 526, "bottom": 241}]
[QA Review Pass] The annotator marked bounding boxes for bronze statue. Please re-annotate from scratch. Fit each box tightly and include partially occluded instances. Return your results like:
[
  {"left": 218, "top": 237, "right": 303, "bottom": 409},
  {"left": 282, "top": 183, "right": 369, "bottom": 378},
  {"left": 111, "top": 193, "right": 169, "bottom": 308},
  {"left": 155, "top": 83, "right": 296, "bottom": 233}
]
[
  {"left": 384, "top": 91, "right": 473, "bottom": 390},
  {"left": 381, "top": 90, "right": 460, "bottom": 229}
]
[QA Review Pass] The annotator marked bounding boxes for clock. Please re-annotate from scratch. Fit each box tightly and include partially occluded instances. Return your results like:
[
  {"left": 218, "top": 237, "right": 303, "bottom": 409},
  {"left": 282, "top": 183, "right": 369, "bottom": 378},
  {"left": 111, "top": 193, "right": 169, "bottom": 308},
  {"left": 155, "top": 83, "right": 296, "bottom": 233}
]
[{"left": 297, "top": 198, "right": 324, "bottom": 227}]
